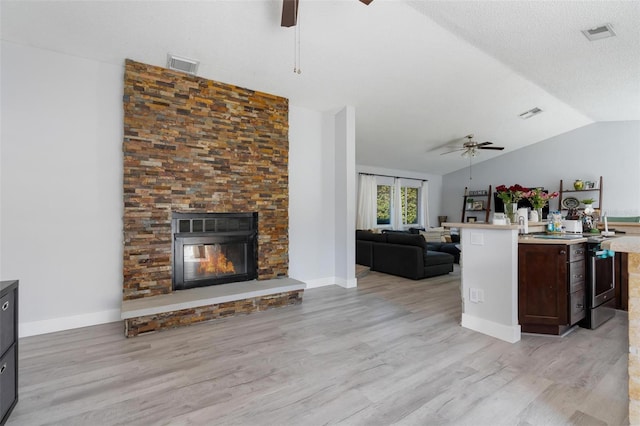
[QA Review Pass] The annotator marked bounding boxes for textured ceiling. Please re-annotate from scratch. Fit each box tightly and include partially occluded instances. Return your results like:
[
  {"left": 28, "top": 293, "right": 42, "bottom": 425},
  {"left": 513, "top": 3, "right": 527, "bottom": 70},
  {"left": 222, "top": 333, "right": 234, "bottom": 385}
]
[{"left": 2, "top": 0, "right": 638, "bottom": 175}]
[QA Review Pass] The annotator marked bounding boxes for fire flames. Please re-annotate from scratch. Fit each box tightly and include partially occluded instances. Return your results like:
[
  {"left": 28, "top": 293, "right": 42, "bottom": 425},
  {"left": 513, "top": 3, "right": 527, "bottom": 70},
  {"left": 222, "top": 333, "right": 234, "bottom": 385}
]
[{"left": 197, "top": 246, "right": 235, "bottom": 275}]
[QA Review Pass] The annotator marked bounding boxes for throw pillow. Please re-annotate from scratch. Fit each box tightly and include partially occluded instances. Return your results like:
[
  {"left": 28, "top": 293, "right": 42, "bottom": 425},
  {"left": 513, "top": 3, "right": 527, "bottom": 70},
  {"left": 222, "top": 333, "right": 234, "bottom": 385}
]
[{"left": 419, "top": 230, "right": 444, "bottom": 243}]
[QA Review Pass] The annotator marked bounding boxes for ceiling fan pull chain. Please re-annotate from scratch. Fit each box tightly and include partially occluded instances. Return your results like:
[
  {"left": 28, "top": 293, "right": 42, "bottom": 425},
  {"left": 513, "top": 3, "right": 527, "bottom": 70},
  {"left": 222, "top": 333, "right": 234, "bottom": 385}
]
[{"left": 295, "top": 12, "right": 302, "bottom": 74}]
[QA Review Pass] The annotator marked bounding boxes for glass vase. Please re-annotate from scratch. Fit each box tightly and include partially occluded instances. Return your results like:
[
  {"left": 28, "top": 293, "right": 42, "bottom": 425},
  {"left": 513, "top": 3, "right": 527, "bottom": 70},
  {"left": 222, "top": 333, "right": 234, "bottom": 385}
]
[{"left": 504, "top": 203, "right": 518, "bottom": 224}]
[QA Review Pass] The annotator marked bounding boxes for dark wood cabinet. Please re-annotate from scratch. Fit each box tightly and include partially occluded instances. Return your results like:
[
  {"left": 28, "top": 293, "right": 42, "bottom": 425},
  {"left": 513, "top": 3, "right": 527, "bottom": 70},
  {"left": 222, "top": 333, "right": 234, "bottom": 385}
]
[
  {"left": 518, "top": 243, "right": 585, "bottom": 335},
  {"left": 0, "top": 280, "right": 18, "bottom": 426}
]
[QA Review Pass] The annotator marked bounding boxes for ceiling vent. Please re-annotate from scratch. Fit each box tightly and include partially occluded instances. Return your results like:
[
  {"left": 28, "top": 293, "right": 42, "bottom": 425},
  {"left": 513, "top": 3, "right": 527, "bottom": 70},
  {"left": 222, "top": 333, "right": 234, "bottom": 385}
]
[
  {"left": 582, "top": 24, "right": 616, "bottom": 41},
  {"left": 519, "top": 107, "right": 543, "bottom": 120},
  {"left": 166, "top": 54, "right": 199, "bottom": 75}
]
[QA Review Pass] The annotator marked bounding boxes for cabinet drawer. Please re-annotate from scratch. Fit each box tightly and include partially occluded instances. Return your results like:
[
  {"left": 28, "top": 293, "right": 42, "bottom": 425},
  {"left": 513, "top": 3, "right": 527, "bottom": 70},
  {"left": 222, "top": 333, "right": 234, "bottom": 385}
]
[
  {"left": 570, "top": 289, "right": 586, "bottom": 325},
  {"left": 569, "top": 279, "right": 585, "bottom": 294},
  {"left": 0, "top": 343, "right": 17, "bottom": 423},
  {"left": 569, "top": 259, "right": 586, "bottom": 286},
  {"left": 0, "top": 289, "right": 15, "bottom": 356},
  {"left": 569, "top": 244, "right": 586, "bottom": 262}
]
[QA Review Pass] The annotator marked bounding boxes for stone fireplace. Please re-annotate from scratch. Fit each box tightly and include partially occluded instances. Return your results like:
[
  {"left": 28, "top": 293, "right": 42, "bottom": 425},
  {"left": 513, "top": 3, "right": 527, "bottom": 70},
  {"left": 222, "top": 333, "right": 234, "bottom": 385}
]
[{"left": 120, "top": 60, "right": 303, "bottom": 336}]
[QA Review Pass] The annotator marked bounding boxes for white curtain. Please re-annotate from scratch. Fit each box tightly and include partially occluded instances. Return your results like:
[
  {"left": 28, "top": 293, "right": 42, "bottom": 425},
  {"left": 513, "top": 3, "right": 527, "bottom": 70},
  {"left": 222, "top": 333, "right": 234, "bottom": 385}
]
[
  {"left": 356, "top": 174, "right": 377, "bottom": 230},
  {"left": 392, "top": 178, "right": 403, "bottom": 230},
  {"left": 420, "top": 180, "right": 430, "bottom": 228}
]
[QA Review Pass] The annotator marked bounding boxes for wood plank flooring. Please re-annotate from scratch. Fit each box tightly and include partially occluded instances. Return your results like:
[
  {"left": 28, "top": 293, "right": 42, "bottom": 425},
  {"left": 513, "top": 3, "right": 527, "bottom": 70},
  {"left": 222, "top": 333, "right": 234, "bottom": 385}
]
[{"left": 8, "top": 267, "right": 629, "bottom": 425}]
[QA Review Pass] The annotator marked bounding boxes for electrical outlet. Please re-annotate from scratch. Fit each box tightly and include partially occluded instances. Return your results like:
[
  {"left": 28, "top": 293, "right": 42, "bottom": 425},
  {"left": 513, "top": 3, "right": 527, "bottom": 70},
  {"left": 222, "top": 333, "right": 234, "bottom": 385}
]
[
  {"left": 469, "top": 288, "right": 484, "bottom": 303},
  {"left": 470, "top": 288, "right": 479, "bottom": 303}
]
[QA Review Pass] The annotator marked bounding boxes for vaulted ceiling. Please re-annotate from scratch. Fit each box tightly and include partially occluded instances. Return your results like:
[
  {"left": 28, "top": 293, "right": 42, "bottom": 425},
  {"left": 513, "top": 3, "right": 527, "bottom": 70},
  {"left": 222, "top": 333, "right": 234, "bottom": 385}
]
[{"left": 2, "top": 0, "right": 639, "bottom": 174}]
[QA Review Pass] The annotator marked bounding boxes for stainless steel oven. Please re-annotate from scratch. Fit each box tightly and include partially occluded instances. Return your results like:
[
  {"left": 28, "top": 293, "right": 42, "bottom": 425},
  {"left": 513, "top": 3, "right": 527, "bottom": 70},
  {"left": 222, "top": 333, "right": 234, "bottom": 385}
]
[{"left": 580, "top": 238, "right": 616, "bottom": 329}]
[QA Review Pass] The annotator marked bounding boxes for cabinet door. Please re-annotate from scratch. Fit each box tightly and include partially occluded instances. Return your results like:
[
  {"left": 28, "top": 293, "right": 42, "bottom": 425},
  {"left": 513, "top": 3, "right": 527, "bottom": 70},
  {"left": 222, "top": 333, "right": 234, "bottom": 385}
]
[
  {"left": 0, "top": 289, "right": 15, "bottom": 356},
  {"left": 519, "top": 244, "right": 568, "bottom": 325},
  {"left": 0, "top": 344, "right": 16, "bottom": 422}
]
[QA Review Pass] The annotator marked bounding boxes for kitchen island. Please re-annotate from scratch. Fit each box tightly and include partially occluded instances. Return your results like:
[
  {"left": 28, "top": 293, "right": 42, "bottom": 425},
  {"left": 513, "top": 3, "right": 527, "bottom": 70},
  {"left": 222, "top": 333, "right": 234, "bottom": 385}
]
[{"left": 446, "top": 222, "right": 591, "bottom": 342}]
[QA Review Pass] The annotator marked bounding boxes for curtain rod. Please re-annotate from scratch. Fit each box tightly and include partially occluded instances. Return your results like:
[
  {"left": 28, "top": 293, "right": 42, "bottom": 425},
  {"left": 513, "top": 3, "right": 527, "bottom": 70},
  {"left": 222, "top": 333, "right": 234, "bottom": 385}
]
[{"left": 359, "top": 172, "right": 428, "bottom": 182}]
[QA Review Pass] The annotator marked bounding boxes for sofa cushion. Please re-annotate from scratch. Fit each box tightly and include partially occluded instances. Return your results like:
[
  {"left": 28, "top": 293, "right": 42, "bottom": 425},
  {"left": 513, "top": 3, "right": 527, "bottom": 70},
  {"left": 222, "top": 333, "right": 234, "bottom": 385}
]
[
  {"left": 386, "top": 233, "right": 428, "bottom": 249},
  {"left": 356, "top": 230, "right": 387, "bottom": 243},
  {"left": 423, "top": 250, "right": 455, "bottom": 267},
  {"left": 426, "top": 242, "right": 444, "bottom": 251}
]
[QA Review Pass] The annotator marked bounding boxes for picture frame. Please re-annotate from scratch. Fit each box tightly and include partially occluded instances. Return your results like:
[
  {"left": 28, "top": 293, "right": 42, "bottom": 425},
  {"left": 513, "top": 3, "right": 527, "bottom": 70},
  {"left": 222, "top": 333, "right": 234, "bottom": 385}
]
[
  {"left": 466, "top": 216, "right": 477, "bottom": 223},
  {"left": 472, "top": 201, "right": 484, "bottom": 210}
]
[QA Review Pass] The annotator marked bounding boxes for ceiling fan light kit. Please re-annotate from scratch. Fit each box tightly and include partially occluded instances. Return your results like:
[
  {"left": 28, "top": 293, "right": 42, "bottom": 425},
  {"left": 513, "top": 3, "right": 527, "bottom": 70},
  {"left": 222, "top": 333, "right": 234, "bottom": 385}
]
[{"left": 440, "top": 134, "right": 505, "bottom": 156}]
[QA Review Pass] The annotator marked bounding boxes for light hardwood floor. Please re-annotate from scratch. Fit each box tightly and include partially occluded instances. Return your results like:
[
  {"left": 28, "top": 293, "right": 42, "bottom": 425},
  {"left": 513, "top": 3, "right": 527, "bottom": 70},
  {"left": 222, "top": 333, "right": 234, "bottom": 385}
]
[{"left": 8, "top": 267, "right": 629, "bottom": 425}]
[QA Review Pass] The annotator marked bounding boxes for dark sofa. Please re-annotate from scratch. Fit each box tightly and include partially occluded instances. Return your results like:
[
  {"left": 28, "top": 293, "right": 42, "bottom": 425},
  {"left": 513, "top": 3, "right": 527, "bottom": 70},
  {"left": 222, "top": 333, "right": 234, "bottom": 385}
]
[{"left": 356, "top": 230, "right": 454, "bottom": 280}]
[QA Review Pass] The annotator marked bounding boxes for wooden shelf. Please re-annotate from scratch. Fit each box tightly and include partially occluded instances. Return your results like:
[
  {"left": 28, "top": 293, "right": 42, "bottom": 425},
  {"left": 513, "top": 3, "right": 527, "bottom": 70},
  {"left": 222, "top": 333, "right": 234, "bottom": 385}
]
[
  {"left": 559, "top": 176, "right": 603, "bottom": 214},
  {"left": 461, "top": 185, "right": 492, "bottom": 222}
]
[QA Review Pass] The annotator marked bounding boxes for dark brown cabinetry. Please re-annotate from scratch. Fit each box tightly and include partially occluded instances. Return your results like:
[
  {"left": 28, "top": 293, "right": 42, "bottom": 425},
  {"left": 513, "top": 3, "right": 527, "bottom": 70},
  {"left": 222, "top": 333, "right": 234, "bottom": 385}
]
[
  {"left": 518, "top": 243, "right": 585, "bottom": 335},
  {"left": 1, "top": 280, "right": 18, "bottom": 426}
]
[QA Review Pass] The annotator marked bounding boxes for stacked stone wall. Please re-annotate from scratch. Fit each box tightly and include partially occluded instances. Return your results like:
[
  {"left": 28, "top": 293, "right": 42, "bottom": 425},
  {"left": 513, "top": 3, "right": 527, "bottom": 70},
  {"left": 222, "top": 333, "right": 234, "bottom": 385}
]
[{"left": 123, "top": 60, "right": 289, "bottom": 300}]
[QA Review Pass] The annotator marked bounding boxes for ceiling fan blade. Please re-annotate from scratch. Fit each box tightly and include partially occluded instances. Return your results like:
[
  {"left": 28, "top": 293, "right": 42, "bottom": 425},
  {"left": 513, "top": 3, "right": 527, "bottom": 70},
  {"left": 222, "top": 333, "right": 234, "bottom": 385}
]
[
  {"left": 478, "top": 146, "right": 505, "bottom": 150},
  {"left": 476, "top": 141, "right": 493, "bottom": 147},
  {"left": 281, "top": 0, "right": 299, "bottom": 27},
  {"left": 440, "top": 148, "right": 465, "bottom": 155},
  {"left": 360, "top": 0, "right": 374, "bottom": 4}
]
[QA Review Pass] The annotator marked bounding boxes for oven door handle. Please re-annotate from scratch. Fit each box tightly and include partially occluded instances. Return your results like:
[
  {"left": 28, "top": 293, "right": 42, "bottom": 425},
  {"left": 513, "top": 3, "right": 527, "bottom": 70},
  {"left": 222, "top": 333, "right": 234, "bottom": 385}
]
[{"left": 594, "top": 249, "right": 615, "bottom": 258}]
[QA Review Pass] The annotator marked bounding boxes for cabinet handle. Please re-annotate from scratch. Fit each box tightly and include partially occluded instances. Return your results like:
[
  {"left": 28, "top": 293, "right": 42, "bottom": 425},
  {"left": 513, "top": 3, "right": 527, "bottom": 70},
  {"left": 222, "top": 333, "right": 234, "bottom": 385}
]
[
  {"left": 1, "top": 301, "right": 8, "bottom": 311},
  {"left": 560, "top": 250, "right": 566, "bottom": 255},
  {"left": 576, "top": 304, "right": 584, "bottom": 309},
  {"left": 575, "top": 250, "right": 584, "bottom": 254},
  {"left": 574, "top": 274, "right": 584, "bottom": 279},
  {"left": 0, "top": 363, "right": 6, "bottom": 374}
]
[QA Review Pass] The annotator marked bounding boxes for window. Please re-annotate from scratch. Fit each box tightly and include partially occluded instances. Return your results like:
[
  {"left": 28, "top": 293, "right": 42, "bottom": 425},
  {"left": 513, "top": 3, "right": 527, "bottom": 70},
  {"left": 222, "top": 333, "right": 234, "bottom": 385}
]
[
  {"left": 401, "top": 186, "right": 419, "bottom": 225},
  {"left": 376, "top": 185, "right": 391, "bottom": 225},
  {"left": 376, "top": 183, "right": 421, "bottom": 227}
]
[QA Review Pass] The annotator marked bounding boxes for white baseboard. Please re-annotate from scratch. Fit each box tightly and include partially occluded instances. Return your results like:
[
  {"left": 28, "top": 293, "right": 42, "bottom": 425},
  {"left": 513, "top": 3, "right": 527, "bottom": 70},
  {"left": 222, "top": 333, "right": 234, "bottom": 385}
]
[
  {"left": 461, "top": 313, "right": 521, "bottom": 343},
  {"left": 302, "top": 277, "right": 358, "bottom": 289},
  {"left": 335, "top": 277, "right": 357, "bottom": 289},
  {"left": 303, "top": 277, "right": 337, "bottom": 289},
  {"left": 20, "top": 309, "right": 122, "bottom": 338}
]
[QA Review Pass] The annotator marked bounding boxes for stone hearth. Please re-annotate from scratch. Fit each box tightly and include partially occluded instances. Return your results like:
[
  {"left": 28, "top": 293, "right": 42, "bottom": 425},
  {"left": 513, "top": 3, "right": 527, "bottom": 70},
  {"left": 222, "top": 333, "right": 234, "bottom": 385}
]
[{"left": 121, "top": 278, "right": 305, "bottom": 337}]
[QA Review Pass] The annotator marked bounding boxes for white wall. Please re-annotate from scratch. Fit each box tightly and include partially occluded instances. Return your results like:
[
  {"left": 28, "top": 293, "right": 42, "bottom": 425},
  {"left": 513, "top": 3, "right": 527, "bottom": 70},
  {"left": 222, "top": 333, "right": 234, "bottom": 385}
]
[
  {"left": 1, "top": 41, "right": 124, "bottom": 336},
  {"left": 441, "top": 121, "right": 640, "bottom": 222},
  {"left": 289, "top": 105, "right": 340, "bottom": 287},
  {"left": 2, "top": 42, "right": 346, "bottom": 336},
  {"left": 333, "top": 106, "right": 357, "bottom": 288},
  {"left": 355, "top": 165, "right": 443, "bottom": 228}
]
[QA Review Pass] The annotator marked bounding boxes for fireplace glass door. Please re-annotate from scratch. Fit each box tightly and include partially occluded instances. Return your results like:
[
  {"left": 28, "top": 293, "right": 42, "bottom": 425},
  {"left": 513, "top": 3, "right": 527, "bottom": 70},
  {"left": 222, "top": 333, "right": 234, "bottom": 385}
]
[
  {"left": 172, "top": 212, "right": 258, "bottom": 290},
  {"left": 183, "top": 242, "right": 247, "bottom": 283}
]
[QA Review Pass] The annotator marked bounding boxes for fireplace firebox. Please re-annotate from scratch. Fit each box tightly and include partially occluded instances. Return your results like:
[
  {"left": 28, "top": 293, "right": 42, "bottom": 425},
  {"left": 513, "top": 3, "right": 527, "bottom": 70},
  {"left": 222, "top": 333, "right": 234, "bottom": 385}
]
[{"left": 172, "top": 212, "right": 258, "bottom": 290}]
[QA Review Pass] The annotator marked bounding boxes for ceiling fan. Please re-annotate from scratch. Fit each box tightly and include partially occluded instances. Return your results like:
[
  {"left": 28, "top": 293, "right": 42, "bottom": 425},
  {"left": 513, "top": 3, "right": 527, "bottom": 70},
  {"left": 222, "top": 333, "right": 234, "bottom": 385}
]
[
  {"left": 440, "top": 134, "right": 505, "bottom": 157},
  {"left": 281, "top": 0, "right": 373, "bottom": 27}
]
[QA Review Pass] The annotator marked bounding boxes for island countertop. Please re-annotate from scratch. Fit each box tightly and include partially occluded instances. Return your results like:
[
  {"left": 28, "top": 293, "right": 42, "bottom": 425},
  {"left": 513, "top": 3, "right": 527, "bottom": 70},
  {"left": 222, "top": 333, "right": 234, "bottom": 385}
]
[
  {"left": 518, "top": 235, "right": 588, "bottom": 245},
  {"left": 443, "top": 222, "right": 518, "bottom": 230},
  {"left": 601, "top": 236, "right": 640, "bottom": 253}
]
